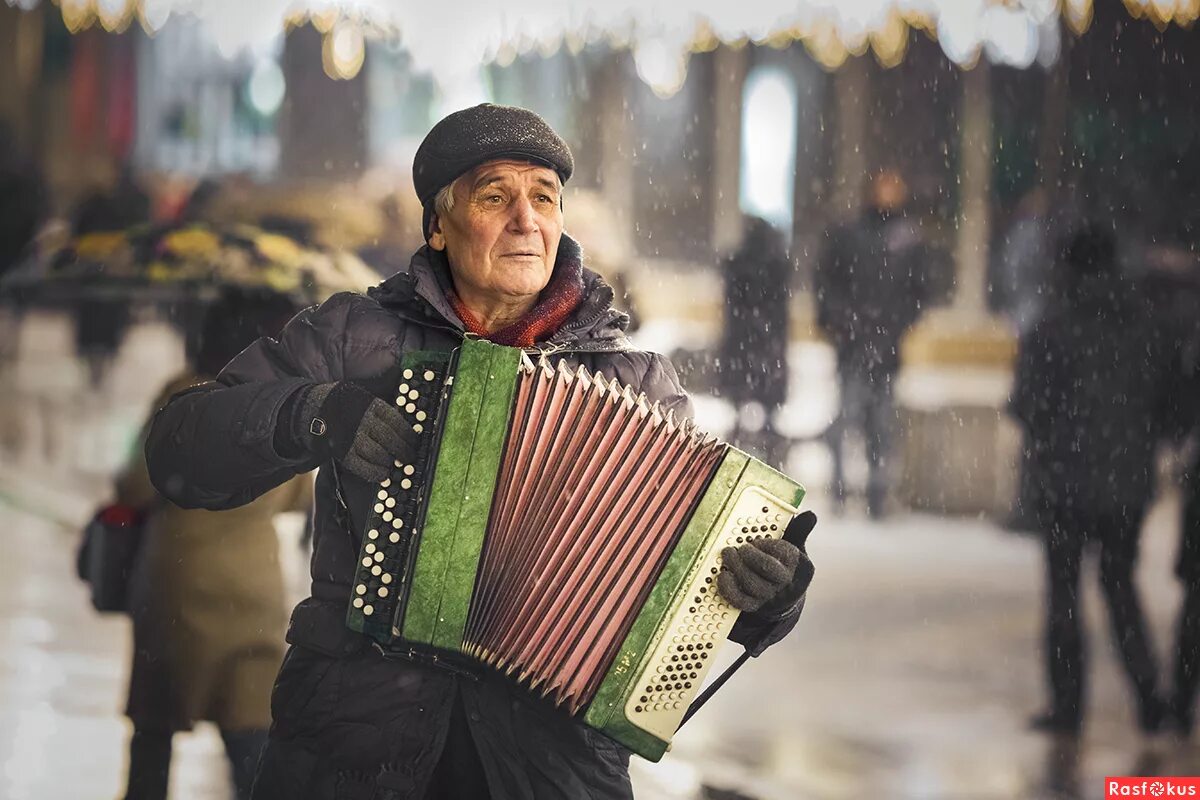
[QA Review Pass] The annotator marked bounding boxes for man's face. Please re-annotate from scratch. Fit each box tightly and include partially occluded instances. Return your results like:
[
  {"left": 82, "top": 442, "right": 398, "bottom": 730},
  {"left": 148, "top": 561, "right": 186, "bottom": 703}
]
[{"left": 429, "top": 159, "right": 564, "bottom": 303}]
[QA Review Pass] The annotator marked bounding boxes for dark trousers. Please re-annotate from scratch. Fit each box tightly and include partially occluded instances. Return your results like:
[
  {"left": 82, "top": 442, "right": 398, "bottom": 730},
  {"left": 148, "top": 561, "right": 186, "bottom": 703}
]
[
  {"left": 125, "top": 727, "right": 267, "bottom": 800},
  {"left": 1042, "top": 504, "right": 1161, "bottom": 726},
  {"left": 423, "top": 696, "right": 492, "bottom": 799},
  {"left": 1173, "top": 471, "right": 1200, "bottom": 728},
  {"left": 829, "top": 369, "right": 895, "bottom": 512}
]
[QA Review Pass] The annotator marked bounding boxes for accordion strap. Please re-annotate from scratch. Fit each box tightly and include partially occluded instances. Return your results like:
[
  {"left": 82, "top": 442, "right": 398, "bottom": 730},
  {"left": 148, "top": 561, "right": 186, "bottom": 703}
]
[{"left": 677, "top": 650, "right": 751, "bottom": 731}]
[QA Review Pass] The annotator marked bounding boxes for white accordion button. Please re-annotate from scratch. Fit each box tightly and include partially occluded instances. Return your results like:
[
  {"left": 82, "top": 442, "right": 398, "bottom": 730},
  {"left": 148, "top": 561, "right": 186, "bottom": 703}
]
[
  {"left": 353, "top": 598, "right": 364, "bottom": 608},
  {"left": 368, "top": 529, "right": 378, "bottom": 540},
  {"left": 402, "top": 369, "right": 413, "bottom": 380},
  {"left": 363, "top": 605, "right": 374, "bottom": 616},
  {"left": 362, "top": 557, "right": 372, "bottom": 567},
  {"left": 391, "top": 519, "right": 403, "bottom": 530},
  {"left": 405, "top": 403, "right": 416, "bottom": 414},
  {"left": 413, "top": 424, "right": 424, "bottom": 434},
  {"left": 380, "top": 479, "right": 391, "bottom": 488},
  {"left": 385, "top": 497, "right": 396, "bottom": 509},
  {"left": 374, "top": 551, "right": 385, "bottom": 563},
  {"left": 381, "top": 573, "right": 393, "bottom": 584},
  {"left": 377, "top": 587, "right": 389, "bottom": 598},
  {"left": 374, "top": 503, "right": 384, "bottom": 514},
  {"left": 401, "top": 479, "right": 412, "bottom": 490},
  {"left": 377, "top": 490, "right": 388, "bottom": 501},
  {"left": 403, "top": 465, "right": 415, "bottom": 476},
  {"left": 424, "top": 370, "right": 435, "bottom": 381},
  {"left": 408, "top": 389, "right": 419, "bottom": 400},
  {"left": 371, "top": 566, "right": 382, "bottom": 576},
  {"left": 365, "top": 543, "right": 376, "bottom": 555},
  {"left": 394, "top": 459, "right": 404, "bottom": 468},
  {"left": 382, "top": 511, "right": 393, "bottom": 522},
  {"left": 389, "top": 532, "right": 400, "bottom": 543},
  {"left": 398, "top": 383, "right": 409, "bottom": 394},
  {"left": 356, "top": 584, "right": 367, "bottom": 595},
  {"left": 415, "top": 411, "right": 427, "bottom": 422}
]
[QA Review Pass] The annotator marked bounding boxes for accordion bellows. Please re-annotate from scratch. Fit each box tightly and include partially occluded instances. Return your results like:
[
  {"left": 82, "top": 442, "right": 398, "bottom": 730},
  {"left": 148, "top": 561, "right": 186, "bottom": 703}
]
[{"left": 346, "top": 339, "right": 804, "bottom": 760}]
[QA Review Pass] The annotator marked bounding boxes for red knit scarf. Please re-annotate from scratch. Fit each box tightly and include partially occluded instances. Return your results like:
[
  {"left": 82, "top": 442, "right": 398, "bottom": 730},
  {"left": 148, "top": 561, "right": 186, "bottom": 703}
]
[{"left": 447, "top": 251, "right": 583, "bottom": 348}]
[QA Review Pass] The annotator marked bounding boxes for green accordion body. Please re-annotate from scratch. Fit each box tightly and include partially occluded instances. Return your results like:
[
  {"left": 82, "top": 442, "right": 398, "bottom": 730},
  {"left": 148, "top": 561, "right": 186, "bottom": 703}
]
[{"left": 346, "top": 339, "right": 805, "bottom": 761}]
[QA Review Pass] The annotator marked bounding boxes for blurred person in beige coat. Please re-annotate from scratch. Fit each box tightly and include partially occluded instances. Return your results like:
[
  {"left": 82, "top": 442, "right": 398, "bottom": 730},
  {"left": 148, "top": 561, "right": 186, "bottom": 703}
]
[{"left": 115, "top": 290, "right": 313, "bottom": 800}]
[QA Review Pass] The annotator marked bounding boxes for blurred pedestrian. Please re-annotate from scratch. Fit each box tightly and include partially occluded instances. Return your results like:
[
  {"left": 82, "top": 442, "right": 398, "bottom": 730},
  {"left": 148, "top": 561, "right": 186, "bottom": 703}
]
[
  {"left": 717, "top": 215, "right": 792, "bottom": 467},
  {"left": 114, "top": 289, "right": 312, "bottom": 800},
  {"left": 1010, "top": 223, "right": 1176, "bottom": 735},
  {"left": 815, "top": 169, "right": 929, "bottom": 517}
]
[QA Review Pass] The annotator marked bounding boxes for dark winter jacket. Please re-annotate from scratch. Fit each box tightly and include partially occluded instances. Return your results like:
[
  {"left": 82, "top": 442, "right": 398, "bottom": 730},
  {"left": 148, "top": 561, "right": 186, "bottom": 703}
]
[
  {"left": 145, "top": 235, "right": 804, "bottom": 799},
  {"left": 1010, "top": 274, "right": 1180, "bottom": 519},
  {"left": 815, "top": 210, "right": 929, "bottom": 378}
]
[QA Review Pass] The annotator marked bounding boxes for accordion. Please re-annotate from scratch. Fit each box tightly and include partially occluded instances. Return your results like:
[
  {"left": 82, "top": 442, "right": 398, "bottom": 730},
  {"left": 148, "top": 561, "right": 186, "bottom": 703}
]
[{"left": 345, "top": 338, "right": 805, "bottom": 760}]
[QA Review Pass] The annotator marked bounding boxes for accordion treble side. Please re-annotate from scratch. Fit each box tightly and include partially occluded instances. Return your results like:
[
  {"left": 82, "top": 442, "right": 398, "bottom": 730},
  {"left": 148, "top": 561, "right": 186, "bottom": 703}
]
[{"left": 345, "top": 339, "right": 805, "bottom": 761}]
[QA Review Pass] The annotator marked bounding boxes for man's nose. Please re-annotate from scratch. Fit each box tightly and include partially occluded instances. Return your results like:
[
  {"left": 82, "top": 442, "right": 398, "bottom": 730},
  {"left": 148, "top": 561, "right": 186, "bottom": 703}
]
[{"left": 507, "top": 196, "right": 538, "bottom": 233}]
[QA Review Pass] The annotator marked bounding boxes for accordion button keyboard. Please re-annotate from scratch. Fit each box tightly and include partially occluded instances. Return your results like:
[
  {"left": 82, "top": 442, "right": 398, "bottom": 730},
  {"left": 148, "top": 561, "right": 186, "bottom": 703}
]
[
  {"left": 361, "top": 557, "right": 372, "bottom": 568},
  {"left": 364, "top": 544, "right": 376, "bottom": 555},
  {"left": 355, "top": 584, "right": 367, "bottom": 595},
  {"left": 381, "top": 574, "right": 392, "bottom": 584},
  {"left": 377, "top": 490, "right": 388, "bottom": 500},
  {"left": 385, "top": 497, "right": 396, "bottom": 509},
  {"left": 401, "top": 479, "right": 412, "bottom": 490},
  {"left": 406, "top": 403, "right": 416, "bottom": 413},
  {"left": 364, "top": 605, "right": 374, "bottom": 616},
  {"left": 423, "top": 370, "right": 435, "bottom": 381},
  {"left": 403, "top": 465, "right": 415, "bottom": 476},
  {"left": 371, "top": 566, "right": 382, "bottom": 576},
  {"left": 402, "top": 369, "right": 413, "bottom": 380},
  {"left": 415, "top": 411, "right": 427, "bottom": 421},
  {"left": 353, "top": 598, "right": 364, "bottom": 608},
  {"left": 374, "top": 503, "right": 384, "bottom": 514},
  {"left": 377, "top": 587, "right": 389, "bottom": 598}
]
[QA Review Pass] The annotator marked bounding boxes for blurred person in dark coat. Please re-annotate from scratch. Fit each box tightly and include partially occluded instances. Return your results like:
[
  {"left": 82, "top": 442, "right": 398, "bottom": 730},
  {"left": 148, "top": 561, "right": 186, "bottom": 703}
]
[
  {"left": 717, "top": 216, "right": 792, "bottom": 467},
  {"left": 815, "top": 169, "right": 929, "bottom": 517},
  {"left": 115, "top": 289, "right": 311, "bottom": 800},
  {"left": 1010, "top": 223, "right": 1178, "bottom": 735}
]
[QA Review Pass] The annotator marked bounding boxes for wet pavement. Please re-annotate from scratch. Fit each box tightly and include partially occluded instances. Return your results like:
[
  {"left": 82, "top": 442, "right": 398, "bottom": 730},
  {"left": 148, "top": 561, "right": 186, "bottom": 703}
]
[{"left": 3, "top": 493, "right": 1198, "bottom": 800}]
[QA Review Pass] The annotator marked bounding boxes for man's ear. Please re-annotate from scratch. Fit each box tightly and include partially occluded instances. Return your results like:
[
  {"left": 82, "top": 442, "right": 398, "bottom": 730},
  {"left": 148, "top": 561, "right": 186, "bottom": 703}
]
[{"left": 428, "top": 214, "right": 445, "bottom": 251}]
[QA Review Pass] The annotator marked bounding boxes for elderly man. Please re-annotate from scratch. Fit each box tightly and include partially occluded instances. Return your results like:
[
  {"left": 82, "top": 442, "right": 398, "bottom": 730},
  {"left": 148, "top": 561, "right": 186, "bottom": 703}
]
[{"left": 146, "top": 104, "right": 815, "bottom": 800}]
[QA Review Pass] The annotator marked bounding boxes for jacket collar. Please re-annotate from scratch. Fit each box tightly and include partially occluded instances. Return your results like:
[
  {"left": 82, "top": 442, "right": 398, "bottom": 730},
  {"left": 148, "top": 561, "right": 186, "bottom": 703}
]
[{"left": 368, "top": 233, "right": 632, "bottom": 351}]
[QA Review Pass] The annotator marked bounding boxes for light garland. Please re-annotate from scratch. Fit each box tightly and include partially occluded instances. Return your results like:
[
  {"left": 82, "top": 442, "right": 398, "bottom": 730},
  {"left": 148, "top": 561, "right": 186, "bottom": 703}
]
[{"left": 5, "top": 0, "right": 1190, "bottom": 94}]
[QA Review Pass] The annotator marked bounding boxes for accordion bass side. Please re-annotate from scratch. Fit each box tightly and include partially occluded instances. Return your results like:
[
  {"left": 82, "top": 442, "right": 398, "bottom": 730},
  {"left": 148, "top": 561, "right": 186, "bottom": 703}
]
[{"left": 346, "top": 339, "right": 805, "bottom": 760}]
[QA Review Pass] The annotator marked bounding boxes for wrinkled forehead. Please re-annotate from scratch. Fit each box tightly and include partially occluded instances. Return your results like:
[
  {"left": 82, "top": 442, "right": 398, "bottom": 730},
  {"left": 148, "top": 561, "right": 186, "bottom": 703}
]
[{"left": 459, "top": 158, "right": 562, "bottom": 193}]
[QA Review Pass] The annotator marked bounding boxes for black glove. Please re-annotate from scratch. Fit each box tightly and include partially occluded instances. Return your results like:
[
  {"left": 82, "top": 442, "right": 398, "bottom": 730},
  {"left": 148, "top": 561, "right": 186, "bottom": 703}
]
[
  {"left": 276, "top": 381, "right": 416, "bottom": 483},
  {"left": 717, "top": 511, "right": 817, "bottom": 614}
]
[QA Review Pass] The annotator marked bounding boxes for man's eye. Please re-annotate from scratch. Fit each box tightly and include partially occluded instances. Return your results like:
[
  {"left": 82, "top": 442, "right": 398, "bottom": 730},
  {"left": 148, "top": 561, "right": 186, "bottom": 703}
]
[
  {"left": 484, "top": 195, "right": 504, "bottom": 205},
  {"left": 536, "top": 194, "right": 554, "bottom": 204}
]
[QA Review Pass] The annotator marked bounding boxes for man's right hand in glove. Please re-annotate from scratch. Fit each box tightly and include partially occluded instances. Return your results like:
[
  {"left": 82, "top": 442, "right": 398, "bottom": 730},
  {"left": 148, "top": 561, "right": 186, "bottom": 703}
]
[{"left": 274, "top": 381, "right": 417, "bottom": 483}]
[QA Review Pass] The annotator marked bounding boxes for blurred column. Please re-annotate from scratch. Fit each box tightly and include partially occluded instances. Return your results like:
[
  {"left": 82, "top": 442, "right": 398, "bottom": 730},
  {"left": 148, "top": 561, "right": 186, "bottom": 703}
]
[
  {"left": 594, "top": 51, "right": 635, "bottom": 245},
  {"left": 1038, "top": 31, "right": 1070, "bottom": 193},
  {"left": 953, "top": 58, "right": 992, "bottom": 313},
  {"left": 710, "top": 44, "right": 747, "bottom": 255},
  {"left": 279, "top": 23, "right": 368, "bottom": 180},
  {"left": 0, "top": 3, "right": 44, "bottom": 151},
  {"left": 831, "top": 55, "right": 869, "bottom": 219}
]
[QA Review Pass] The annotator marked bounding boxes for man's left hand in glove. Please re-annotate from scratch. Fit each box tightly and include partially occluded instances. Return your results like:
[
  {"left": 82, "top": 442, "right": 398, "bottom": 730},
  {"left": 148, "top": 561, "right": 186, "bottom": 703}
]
[{"left": 717, "top": 511, "right": 816, "bottom": 614}]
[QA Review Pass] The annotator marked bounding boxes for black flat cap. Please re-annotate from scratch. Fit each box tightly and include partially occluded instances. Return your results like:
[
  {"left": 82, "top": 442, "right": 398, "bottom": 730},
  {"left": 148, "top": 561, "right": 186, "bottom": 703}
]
[{"left": 412, "top": 103, "right": 574, "bottom": 210}]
